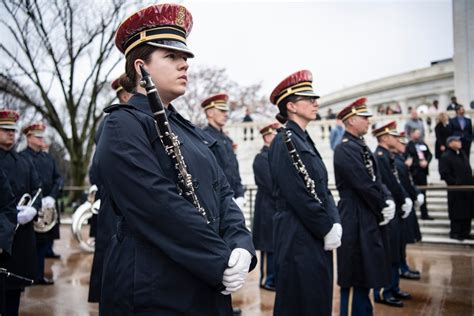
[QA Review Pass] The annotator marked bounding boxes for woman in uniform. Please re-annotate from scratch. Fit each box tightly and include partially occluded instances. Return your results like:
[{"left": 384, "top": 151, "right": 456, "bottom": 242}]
[
  {"left": 268, "top": 70, "right": 342, "bottom": 316},
  {"left": 94, "top": 4, "right": 256, "bottom": 315}
]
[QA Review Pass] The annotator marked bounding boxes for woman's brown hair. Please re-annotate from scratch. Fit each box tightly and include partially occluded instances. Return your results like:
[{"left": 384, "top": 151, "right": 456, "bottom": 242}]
[{"left": 119, "top": 45, "right": 158, "bottom": 94}]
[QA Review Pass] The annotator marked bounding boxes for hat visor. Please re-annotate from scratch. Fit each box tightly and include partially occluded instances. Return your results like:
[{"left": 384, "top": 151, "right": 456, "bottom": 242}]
[
  {"left": 356, "top": 110, "right": 373, "bottom": 117},
  {"left": 147, "top": 41, "right": 194, "bottom": 58},
  {"left": 294, "top": 91, "right": 320, "bottom": 99},
  {"left": 0, "top": 124, "right": 17, "bottom": 130},
  {"left": 31, "top": 131, "right": 45, "bottom": 138},
  {"left": 214, "top": 104, "right": 229, "bottom": 111},
  {"left": 388, "top": 131, "right": 400, "bottom": 137}
]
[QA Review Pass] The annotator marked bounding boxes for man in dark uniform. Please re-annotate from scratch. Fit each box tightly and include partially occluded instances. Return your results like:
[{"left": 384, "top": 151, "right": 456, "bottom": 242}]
[
  {"left": 393, "top": 132, "right": 422, "bottom": 280},
  {"left": 406, "top": 128, "right": 433, "bottom": 220},
  {"left": 202, "top": 93, "right": 246, "bottom": 210},
  {"left": 0, "top": 109, "right": 41, "bottom": 315},
  {"left": 439, "top": 136, "right": 474, "bottom": 240},
  {"left": 252, "top": 122, "right": 279, "bottom": 292},
  {"left": 20, "top": 122, "right": 63, "bottom": 285},
  {"left": 268, "top": 70, "right": 341, "bottom": 316},
  {"left": 334, "top": 97, "right": 395, "bottom": 316},
  {"left": 88, "top": 75, "right": 127, "bottom": 303},
  {"left": 372, "top": 121, "right": 413, "bottom": 308},
  {"left": 0, "top": 169, "right": 17, "bottom": 315}
]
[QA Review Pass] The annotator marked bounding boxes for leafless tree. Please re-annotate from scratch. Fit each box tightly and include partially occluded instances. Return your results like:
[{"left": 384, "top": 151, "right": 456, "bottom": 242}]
[
  {"left": 0, "top": 0, "right": 139, "bottom": 187},
  {"left": 174, "top": 65, "right": 273, "bottom": 127}
]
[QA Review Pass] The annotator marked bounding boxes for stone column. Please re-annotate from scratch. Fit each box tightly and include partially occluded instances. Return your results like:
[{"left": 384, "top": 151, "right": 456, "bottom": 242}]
[
  {"left": 438, "top": 92, "right": 451, "bottom": 111},
  {"left": 453, "top": 0, "right": 474, "bottom": 107}
]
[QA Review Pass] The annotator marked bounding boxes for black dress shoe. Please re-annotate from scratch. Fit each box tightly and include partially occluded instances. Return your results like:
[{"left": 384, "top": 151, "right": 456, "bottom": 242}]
[
  {"left": 232, "top": 307, "right": 242, "bottom": 315},
  {"left": 35, "top": 277, "right": 54, "bottom": 285},
  {"left": 393, "top": 291, "right": 412, "bottom": 300},
  {"left": 450, "top": 234, "right": 464, "bottom": 241},
  {"left": 45, "top": 253, "right": 61, "bottom": 259},
  {"left": 260, "top": 283, "right": 276, "bottom": 291},
  {"left": 375, "top": 297, "right": 404, "bottom": 307},
  {"left": 400, "top": 271, "right": 421, "bottom": 280}
]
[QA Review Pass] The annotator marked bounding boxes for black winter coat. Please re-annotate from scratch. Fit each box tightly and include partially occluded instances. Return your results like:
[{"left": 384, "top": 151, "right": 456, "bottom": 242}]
[
  {"left": 203, "top": 125, "right": 245, "bottom": 198},
  {"left": 20, "top": 147, "right": 63, "bottom": 241},
  {"left": 269, "top": 120, "right": 339, "bottom": 316},
  {"left": 374, "top": 146, "right": 409, "bottom": 264},
  {"left": 334, "top": 132, "right": 392, "bottom": 288},
  {"left": 94, "top": 94, "right": 256, "bottom": 315},
  {"left": 251, "top": 146, "right": 276, "bottom": 252},
  {"left": 439, "top": 149, "right": 474, "bottom": 221},
  {"left": 0, "top": 148, "right": 41, "bottom": 290}
]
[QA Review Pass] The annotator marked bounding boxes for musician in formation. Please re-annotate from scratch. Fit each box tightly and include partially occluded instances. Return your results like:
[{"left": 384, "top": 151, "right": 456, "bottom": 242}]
[
  {"left": 268, "top": 70, "right": 341, "bottom": 316},
  {"left": 202, "top": 93, "right": 246, "bottom": 211},
  {"left": 92, "top": 4, "right": 256, "bottom": 314},
  {"left": 252, "top": 122, "right": 279, "bottom": 292},
  {"left": 392, "top": 131, "right": 423, "bottom": 280},
  {"left": 20, "top": 122, "right": 63, "bottom": 285},
  {"left": 333, "top": 98, "right": 394, "bottom": 316},
  {"left": 372, "top": 121, "right": 413, "bottom": 307},
  {"left": 88, "top": 75, "right": 126, "bottom": 303},
  {"left": 0, "top": 109, "right": 41, "bottom": 315}
]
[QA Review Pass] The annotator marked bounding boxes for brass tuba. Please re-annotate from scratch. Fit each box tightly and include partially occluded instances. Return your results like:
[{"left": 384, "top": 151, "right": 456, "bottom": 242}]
[
  {"left": 71, "top": 185, "right": 100, "bottom": 252},
  {"left": 34, "top": 196, "right": 58, "bottom": 233}
]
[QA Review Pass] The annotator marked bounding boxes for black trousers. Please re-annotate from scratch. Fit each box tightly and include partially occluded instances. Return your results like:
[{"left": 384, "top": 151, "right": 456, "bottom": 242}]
[
  {"left": 412, "top": 172, "right": 429, "bottom": 217},
  {"left": 5, "top": 289, "right": 21, "bottom": 316},
  {"left": 450, "top": 219, "right": 472, "bottom": 238}
]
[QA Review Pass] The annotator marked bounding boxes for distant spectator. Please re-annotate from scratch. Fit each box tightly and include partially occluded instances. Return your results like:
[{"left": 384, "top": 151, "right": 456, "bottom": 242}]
[
  {"left": 326, "top": 108, "right": 336, "bottom": 120},
  {"left": 329, "top": 119, "right": 345, "bottom": 151},
  {"left": 470, "top": 100, "right": 474, "bottom": 110},
  {"left": 243, "top": 107, "right": 254, "bottom": 141},
  {"left": 405, "top": 108, "right": 425, "bottom": 140},
  {"left": 446, "top": 96, "right": 459, "bottom": 111},
  {"left": 426, "top": 100, "right": 440, "bottom": 133},
  {"left": 377, "top": 104, "right": 385, "bottom": 116},
  {"left": 439, "top": 136, "right": 474, "bottom": 241},
  {"left": 429, "top": 100, "right": 440, "bottom": 114},
  {"left": 434, "top": 112, "right": 451, "bottom": 159},
  {"left": 406, "top": 128, "right": 433, "bottom": 220},
  {"left": 385, "top": 107, "right": 394, "bottom": 115},
  {"left": 448, "top": 104, "right": 472, "bottom": 159}
]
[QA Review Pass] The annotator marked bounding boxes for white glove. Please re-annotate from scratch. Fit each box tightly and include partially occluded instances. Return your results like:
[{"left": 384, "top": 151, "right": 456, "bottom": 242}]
[
  {"left": 0, "top": 248, "right": 3, "bottom": 254},
  {"left": 17, "top": 205, "right": 37, "bottom": 225},
  {"left": 221, "top": 248, "right": 252, "bottom": 295},
  {"left": 379, "top": 200, "right": 396, "bottom": 226},
  {"left": 415, "top": 193, "right": 424, "bottom": 207},
  {"left": 234, "top": 196, "right": 246, "bottom": 211},
  {"left": 401, "top": 197, "right": 413, "bottom": 219},
  {"left": 323, "top": 223, "right": 342, "bottom": 251},
  {"left": 42, "top": 196, "right": 55, "bottom": 208}
]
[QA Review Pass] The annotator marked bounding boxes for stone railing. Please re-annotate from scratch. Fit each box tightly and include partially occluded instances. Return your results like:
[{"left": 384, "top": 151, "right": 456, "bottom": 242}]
[{"left": 226, "top": 109, "right": 474, "bottom": 186}]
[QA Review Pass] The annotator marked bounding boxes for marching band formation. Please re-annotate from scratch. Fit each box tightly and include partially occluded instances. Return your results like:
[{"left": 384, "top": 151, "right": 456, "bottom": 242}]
[{"left": 0, "top": 3, "right": 472, "bottom": 316}]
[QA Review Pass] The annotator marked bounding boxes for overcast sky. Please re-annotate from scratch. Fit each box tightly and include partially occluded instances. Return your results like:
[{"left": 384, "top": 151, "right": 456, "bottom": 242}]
[{"left": 178, "top": 0, "right": 453, "bottom": 97}]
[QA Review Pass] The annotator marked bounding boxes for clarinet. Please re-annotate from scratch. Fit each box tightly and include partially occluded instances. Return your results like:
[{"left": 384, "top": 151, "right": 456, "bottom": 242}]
[
  {"left": 362, "top": 144, "right": 376, "bottom": 182},
  {"left": 282, "top": 126, "right": 323, "bottom": 204},
  {"left": 0, "top": 268, "right": 34, "bottom": 285},
  {"left": 139, "top": 66, "right": 210, "bottom": 224}
]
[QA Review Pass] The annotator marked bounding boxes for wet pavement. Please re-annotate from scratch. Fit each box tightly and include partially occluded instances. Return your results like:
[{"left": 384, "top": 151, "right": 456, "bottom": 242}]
[{"left": 18, "top": 226, "right": 473, "bottom": 315}]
